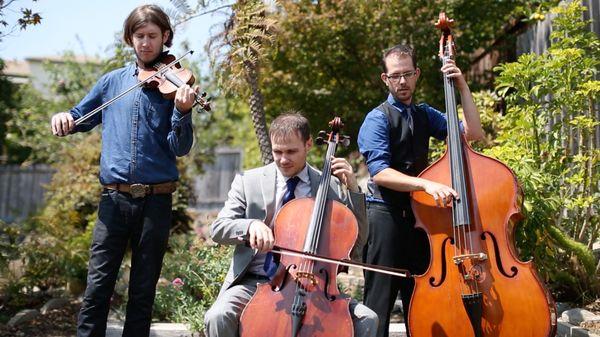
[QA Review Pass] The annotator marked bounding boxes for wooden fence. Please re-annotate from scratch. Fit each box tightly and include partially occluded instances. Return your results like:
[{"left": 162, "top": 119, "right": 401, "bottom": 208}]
[
  {"left": 0, "top": 164, "right": 54, "bottom": 223},
  {"left": 0, "top": 147, "right": 243, "bottom": 222},
  {"left": 192, "top": 147, "right": 243, "bottom": 211}
]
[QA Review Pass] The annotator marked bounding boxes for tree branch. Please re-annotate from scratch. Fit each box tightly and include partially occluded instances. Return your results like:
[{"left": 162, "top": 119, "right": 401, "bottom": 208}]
[{"left": 174, "top": 3, "right": 234, "bottom": 28}]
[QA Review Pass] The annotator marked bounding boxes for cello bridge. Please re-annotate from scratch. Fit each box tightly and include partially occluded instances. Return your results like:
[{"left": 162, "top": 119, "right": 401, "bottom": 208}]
[
  {"left": 294, "top": 272, "right": 317, "bottom": 286},
  {"left": 452, "top": 253, "right": 487, "bottom": 265}
]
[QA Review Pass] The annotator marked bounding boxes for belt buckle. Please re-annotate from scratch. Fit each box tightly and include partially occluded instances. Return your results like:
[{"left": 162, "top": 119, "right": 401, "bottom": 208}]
[{"left": 130, "top": 184, "right": 147, "bottom": 198}]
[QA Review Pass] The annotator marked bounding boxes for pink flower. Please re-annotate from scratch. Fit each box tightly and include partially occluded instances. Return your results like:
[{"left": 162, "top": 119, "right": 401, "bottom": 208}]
[{"left": 171, "top": 277, "right": 185, "bottom": 289}]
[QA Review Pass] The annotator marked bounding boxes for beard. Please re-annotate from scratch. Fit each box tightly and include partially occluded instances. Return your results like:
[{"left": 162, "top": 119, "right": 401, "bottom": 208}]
[{"left": 136, "top": 49, "right": 166, "bottom": 69}]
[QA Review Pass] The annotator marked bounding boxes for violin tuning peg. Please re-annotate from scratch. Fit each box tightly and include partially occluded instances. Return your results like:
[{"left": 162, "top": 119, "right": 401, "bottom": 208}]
[
  {"left": 315, "top": 137, "right": 325, "bottom": 146},
  {"left": 207, "top": 97, "right": 212, "bottom": 102},
  {"left": 201, "top": 92, "right": 207, "bottom": 97}
]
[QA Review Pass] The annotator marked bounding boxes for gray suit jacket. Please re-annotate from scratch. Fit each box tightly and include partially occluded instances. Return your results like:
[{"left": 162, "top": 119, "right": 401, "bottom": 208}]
[{"left": 211, "top": 162, "right": 368, "bottom": 292}]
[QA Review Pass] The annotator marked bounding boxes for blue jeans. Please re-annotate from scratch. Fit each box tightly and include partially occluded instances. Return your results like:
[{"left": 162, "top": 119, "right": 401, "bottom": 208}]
[{"left": 77, "top": 189, "right": 172, "bottom": 337}]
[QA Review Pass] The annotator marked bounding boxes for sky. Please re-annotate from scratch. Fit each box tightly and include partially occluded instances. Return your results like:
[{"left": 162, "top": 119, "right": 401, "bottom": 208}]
[{"left": 0, "top": 0, "right": 227, "bottom": 71}]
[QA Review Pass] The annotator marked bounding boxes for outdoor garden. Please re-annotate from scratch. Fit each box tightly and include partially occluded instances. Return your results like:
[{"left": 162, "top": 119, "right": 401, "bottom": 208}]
[{"left": 0, "top": 0, "right": 598, "bottom": 336}]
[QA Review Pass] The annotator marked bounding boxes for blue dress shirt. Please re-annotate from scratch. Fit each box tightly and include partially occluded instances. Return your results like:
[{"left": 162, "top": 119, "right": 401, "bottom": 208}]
[
  {"left": 69, "top": 63, "right": 193, "bottom": 185},
  {"left": 358, "top": 94, "right": 459, "bottom": 203}
]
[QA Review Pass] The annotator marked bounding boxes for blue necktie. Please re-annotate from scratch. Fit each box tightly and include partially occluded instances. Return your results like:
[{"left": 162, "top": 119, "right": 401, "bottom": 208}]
[{"left": 263, "top": 176, "right": 301, "bottom": 277}]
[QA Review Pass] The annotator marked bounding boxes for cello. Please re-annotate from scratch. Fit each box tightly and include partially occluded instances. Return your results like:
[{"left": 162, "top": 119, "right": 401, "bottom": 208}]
[
  {"left": 239, "top": 117, "right": 357, "bottom": 337},
  {"left": 407, "top": 13, "right": 557, "bottom": 337}
]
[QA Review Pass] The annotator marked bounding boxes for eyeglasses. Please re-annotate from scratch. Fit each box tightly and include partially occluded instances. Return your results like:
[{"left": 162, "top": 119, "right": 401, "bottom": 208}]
[{"left": 385, "top": 70, "right": 417, "bottom": 82}]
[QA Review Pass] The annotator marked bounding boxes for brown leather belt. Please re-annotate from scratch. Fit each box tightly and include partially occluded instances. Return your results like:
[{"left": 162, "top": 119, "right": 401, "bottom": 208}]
[{"left": 103, "top": 182, "right": 177, "bottom": 198}]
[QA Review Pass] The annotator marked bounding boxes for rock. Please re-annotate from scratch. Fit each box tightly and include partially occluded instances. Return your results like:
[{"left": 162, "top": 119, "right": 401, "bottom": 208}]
[
  {"left": 40, "top": 298, "right": 70, "bottom": 314},
  {"left": 106, "top": 322, "right": 195, "bottom": 337},
  {"left": 562, "top": 308, "right": 600, "bottom": 326},
  {"left": 557, "top": 302, "right": 572, "bottom": 315},
  {"left": 7, "top": 309, "right": 40, "bottom": 327}
]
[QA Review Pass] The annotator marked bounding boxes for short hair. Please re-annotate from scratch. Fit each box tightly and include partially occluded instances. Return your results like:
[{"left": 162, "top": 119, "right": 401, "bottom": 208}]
[
  {"left": 381, "top": 44, "right": 417, "bottom": 72},
  {"left": 269, "top": 112, "right": 311, "bottom": 143},
  {"left": 123, "top": 5, "right": 174, "bottom": 48}
]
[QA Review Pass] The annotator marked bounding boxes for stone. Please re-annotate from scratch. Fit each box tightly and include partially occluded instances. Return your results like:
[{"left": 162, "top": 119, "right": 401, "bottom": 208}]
[
  {"left": 562, "top": 308, "right": 600, "bottom": 326},
  {"left": 106, "top": 322, "right": 195, "bottom": 337},
  {"left": 40, "top": 298, "right": 70, "bottom": 314},
  {"left": 7, "top": 309, "right": 40, "bottom": 327},
  {"left": 557, "top": 302, "right": 572, "bottom": 315},
  {"left": 547, "top": 319, "right": 600, "bottom": 337},
  {"left": 389, "top": 323, "right": 407, "bottom": 337}
]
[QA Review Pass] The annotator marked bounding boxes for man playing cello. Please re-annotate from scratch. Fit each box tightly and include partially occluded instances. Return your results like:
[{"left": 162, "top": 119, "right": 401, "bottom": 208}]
[{"left": 204, "top": 112, "right": 378, "bottom": 337}]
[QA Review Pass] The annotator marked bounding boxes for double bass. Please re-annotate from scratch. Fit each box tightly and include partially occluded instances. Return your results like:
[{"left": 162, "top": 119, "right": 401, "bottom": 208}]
[
  {"left": 239, "top": 117, "right": 358, "bottom": 337},
  {"left": 407, "top": 13, "right": 556, "bottom": 337}
]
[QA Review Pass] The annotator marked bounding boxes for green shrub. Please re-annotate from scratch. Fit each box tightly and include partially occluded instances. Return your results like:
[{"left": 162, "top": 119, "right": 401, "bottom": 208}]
[
  {"left": 19, "top": 131, "right": 195, "bottom": 292},
  {"left": 151, "top": 234, "right": 231, "bottom": 332},
  {"left": 492, "top": 2, "right": 599, "bottom": 303}
]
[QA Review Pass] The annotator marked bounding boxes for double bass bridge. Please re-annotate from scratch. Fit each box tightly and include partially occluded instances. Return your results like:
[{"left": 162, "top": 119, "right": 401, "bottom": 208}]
[
  {"left": 452, "top": 252, "right": 487, "bottom": 265},
  {"left": 453, "top": 253, "right": 488, "bottom": 281}
]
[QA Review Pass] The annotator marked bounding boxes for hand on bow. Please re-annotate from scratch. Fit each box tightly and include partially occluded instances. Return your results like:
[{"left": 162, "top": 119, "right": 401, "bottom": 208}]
[
  {"left": 51, "top": 112, "right": 75, "bottom": 137},
  {"left": 248, "top": 220, "right": 275, "bottom": 253}
]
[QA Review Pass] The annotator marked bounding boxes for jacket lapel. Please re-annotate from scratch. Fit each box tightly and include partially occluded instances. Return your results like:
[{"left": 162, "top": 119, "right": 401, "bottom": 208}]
[
  {"left": 261, "top": 163, "right": 277, "bottom": 225},
  {"left": 307, "top": 164, "right": 321, "bottom": 196}
]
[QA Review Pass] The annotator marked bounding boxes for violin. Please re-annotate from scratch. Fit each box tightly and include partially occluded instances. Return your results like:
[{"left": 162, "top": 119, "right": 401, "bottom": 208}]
[
  {"left": 239, "top": 117, "right": 357, "bottom": 337},
  {"left": 75, "top": 50, "right": 210, "bottom": 127},
  {"left": 406, "top": 13, "right": 556, "bottom": 337},
  {"left": 138, "top": 52, "right": 211, "bottom": 110}
]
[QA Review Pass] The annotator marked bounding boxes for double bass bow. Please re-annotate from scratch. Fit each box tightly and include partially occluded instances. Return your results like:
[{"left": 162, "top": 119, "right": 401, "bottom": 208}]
[
  {"left": 407, "top": 13, "right": 556, "bottom": 337},
  {"left": 239, "top": 117, "right": 360, "bottom": 337}
]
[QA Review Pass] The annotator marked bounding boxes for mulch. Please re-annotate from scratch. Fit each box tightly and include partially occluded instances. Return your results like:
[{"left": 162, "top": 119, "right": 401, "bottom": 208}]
[{"left": 0, "top": 300, "right": 78, "bottom": 337}]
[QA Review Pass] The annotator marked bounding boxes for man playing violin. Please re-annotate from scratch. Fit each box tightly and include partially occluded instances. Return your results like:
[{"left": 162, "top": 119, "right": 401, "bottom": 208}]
[
  {"left": 50, "top": 5, "right": 199, "bottom": 337},
  {"left": 357, "top": 44, "right": 484, "bottom": 337},
  {"left": 204, "top": 112, "right": 379, "bottom": 337}
]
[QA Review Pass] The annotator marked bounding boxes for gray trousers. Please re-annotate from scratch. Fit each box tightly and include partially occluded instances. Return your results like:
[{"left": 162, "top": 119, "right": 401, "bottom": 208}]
[{"left": 205, "top": 274, "right": 378, "bottom": 337}]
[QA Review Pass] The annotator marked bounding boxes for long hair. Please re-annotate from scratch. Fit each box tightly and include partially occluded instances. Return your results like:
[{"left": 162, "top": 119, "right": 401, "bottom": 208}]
[{"left": 123, "top": 5, "right": 174, "bottom": 48}]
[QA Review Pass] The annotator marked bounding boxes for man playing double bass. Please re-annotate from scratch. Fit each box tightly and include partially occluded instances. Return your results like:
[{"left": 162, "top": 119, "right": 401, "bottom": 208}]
[
  {"left": 204, "top": 112, "right": 378, "bottom": 337},
  {"left": 50, "top": 5, "right": 199, "bottom": 337},
  {"left": 358, "top": 44, "right": 484, "bottom": 337}
]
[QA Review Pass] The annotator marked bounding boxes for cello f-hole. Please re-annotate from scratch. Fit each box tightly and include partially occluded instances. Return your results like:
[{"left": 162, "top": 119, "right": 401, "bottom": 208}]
[{"left": 318, "top": 268, "right": 336, "bottom": 301}]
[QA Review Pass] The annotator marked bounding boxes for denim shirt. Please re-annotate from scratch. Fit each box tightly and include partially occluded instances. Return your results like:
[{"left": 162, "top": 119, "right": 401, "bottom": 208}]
[
  {"left": 70, "top": 63, "right": 193, "bottom": 185},
  {"left": 358, "top": 94, "right": 461, "bottom": 203}
]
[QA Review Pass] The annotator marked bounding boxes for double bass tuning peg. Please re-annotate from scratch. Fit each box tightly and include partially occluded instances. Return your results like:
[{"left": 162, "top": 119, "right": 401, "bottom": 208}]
[{"left": 340, "top": 135, "right": 351, "bottom": 147}]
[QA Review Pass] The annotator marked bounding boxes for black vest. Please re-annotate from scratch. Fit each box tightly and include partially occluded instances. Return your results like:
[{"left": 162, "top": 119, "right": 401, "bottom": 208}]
[{"left": 367, "top": 101, "right": 431, "bottom": 206}]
